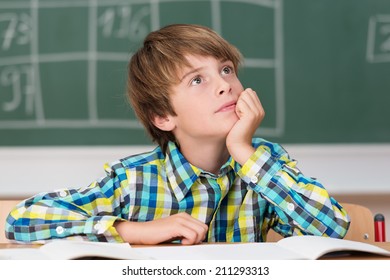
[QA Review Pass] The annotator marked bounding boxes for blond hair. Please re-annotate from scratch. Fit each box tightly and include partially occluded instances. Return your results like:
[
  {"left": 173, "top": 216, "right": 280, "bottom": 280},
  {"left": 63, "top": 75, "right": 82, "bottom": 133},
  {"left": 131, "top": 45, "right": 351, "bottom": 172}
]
[{"left": 127, "top": 24, "right": 242, "bottom": 152}]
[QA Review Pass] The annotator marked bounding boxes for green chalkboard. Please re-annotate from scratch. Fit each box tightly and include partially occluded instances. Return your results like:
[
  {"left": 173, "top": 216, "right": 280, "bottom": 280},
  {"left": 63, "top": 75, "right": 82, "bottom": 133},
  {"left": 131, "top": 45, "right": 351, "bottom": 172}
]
[{"left": 1, "top": 0, "right": 390, "bottom": 146}]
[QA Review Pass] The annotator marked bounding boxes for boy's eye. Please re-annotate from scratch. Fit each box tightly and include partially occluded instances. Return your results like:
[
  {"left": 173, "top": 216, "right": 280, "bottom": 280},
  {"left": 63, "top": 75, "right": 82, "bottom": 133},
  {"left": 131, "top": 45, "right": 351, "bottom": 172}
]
[
  {"left": 190, "top": 76, "right": 202, "bottom": 85},
  {"left": 221, "top": 66, "right": 233, "bottom": 75}
]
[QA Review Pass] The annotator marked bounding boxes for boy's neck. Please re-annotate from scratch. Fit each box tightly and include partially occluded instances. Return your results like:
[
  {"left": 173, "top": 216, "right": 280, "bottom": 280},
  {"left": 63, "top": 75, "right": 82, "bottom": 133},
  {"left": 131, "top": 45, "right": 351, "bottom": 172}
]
[{"left": 177, "top": 138, "right": 230, "bottom": 175}]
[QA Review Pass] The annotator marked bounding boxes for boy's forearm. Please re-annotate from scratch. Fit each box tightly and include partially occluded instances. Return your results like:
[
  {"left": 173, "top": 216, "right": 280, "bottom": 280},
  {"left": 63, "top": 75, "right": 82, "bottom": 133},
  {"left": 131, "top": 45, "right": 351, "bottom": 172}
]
[
  {"left": 237, "top": 141, "right": 350, "bottom": 238},
  {"left": 5, "top": 182, "right": 125, "bottom": 243},
  {"left": 226, "top": 88, "right": 264, "bottom": 165},
  {"left": 228, "top": 143, "right": 255, "bottom": 166},
  {"left": 115, "top": 213, "right": 208, "bottom": 245}
]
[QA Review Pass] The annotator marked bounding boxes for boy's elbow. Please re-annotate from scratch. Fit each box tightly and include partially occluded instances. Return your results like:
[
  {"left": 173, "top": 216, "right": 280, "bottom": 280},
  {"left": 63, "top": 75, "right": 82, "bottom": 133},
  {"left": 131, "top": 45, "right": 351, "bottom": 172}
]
[
  {"left": 5, "top": 222, "right": 34, "bottom": 243},
  {"left": 324, "top": 215, "right": 351, "bottom": 239},
  {"left": 4, "top": 229, "right": 16, "bottom": 242},
  {"left": 4, "top": 210, "right": 28, "bottom": 242},
  {"left": 339, "top": 216, "right": 351, "bottom": 239},
  {"left": 4, "top": 215, "right": 17, "bottom": 241}
]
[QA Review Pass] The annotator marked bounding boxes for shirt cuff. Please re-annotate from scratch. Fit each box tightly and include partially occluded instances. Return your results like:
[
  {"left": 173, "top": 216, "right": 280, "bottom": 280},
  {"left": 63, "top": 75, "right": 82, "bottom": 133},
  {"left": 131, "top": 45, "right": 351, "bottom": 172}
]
[
  {"left": 82, "top": 216, "right": 125, "bottom": 242},
  {"left": 237, "top": 145, "right": 282, "bottom": 191}
]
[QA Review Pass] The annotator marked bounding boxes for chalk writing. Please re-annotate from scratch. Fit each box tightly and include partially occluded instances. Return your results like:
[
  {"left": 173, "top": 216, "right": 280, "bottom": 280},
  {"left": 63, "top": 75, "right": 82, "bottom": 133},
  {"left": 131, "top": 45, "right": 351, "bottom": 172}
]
[
  {"left": 98, "top": 5, "right": 150, "bottom": 41},
  {"left": 0, "top": 64, "right": 34, "bottom": 114},
  {"left": 0, "top": 12, "right": 31, "bottom": 51}
]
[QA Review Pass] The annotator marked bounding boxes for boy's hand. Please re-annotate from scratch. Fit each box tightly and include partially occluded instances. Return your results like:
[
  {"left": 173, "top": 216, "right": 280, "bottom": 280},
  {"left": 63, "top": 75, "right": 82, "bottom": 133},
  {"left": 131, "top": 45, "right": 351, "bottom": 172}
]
[
  {"left": 226, "top": 88, "right": 265, "bottom": 165},
  {"left": 115, "top": 212, "right": 208, "bottom": 245}
]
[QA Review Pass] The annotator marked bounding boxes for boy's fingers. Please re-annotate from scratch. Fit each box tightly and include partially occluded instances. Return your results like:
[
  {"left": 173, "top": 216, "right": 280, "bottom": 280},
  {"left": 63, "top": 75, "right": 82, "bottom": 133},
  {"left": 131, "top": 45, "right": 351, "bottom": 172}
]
[
  {"left": 241, "top": 88, "right": 263, "bottom": 113},
  {"left": 180, "top": 227, "right": 205, "bottom": 245},
  {"left": 172, "top": 222, "right": 207, "bottom": 244},
  {"left": 175, "top": 212, "right": 208, "bottom": 229},
  {"left": 237, "top": 93, "right": 260, "bottom": 119},
  {"left": 179, "top": 217, "right": 208, "bottom": 244},
  {"left": 168, "top": 213, "right": 208, "bottom": 244},
  {"left": 249, "top": 89, "right": 264, "bottom": 112},
  {"left": 236, "top": 93, "right": 252, "bottom": 116},
  {"left": 239, "top": 88, "right": 265, "bottom": 121}
]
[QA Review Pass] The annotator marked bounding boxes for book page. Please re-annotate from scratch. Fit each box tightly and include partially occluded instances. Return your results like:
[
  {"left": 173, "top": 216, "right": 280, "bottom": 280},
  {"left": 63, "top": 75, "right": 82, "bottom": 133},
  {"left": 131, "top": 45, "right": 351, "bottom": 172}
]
[
  {"left": 277, "top": 236, "right": 390, "bottom": 259},
  {"left": 133, "top": 242, "right": 305, "bottom": 260},
  {"left": 0, "top": 248, "right": 47, "bottom": 260},
  {"left": 40, "top": 240, "right": 151, "bottom": 260},
  {"left": 0, "top": 241, "right": 151, "bottom": 260}
]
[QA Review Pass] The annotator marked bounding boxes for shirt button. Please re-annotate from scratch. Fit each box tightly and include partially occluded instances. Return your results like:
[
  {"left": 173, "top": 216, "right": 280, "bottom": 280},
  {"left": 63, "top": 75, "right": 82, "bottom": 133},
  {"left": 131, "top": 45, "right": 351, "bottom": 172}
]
[
  {"left": 250, "top": 176, "right": 258, "bottom": 184},
  {"left": 59, "top": 190, "right": 67, "bottom": 197},
  {"left": 287, "top": 203, "right": 295, "bottom": 212},
  {"left": 94, "top": 222, "right": 103, "bottom": 233},
  {"left": 56, "top": 226, "right": 64, "bottom": 235}
]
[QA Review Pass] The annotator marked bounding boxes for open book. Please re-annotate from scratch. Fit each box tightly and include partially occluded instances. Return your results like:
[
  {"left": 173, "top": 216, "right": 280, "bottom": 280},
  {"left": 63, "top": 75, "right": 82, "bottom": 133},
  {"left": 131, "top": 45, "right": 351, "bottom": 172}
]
[
  {"left": 133, "top": 236, "right": 390, "bottom": 260},
  {"left": 1, "top": 236, "right": 390, "bottom": 260},
  {"left": 0, "top": 240, "right": 151, "bottom": 260}
]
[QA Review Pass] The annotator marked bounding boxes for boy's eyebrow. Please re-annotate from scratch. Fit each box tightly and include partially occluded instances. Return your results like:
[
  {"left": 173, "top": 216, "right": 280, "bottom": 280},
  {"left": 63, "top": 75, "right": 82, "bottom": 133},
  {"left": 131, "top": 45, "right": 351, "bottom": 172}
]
[
  {"left": 180, "top": 67, "right": 203, "bottom": 82},
  {"left": 179, "top": 59, "right": 231, "bottom": 82}
]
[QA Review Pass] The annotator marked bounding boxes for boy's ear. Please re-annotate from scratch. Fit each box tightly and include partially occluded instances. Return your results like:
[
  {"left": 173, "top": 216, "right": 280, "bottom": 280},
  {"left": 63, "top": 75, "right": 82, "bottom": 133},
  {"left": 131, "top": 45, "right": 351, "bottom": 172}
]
[{"left": 152, "top": 115, "right": 176, "bottom": 132}]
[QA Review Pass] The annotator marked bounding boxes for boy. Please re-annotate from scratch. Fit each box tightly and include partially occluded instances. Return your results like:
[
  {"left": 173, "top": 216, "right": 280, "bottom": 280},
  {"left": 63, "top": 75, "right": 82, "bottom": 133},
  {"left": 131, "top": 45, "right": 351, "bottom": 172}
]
[{"left": 5, "top": 24, "right": 350, "bottom": 244}]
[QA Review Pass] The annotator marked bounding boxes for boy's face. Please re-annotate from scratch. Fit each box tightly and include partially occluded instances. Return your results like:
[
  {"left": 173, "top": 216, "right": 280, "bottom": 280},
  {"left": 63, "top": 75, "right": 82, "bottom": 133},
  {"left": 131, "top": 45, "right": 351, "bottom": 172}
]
[{"left": 167, "top": 54, "right": 244, "bottom": 143}]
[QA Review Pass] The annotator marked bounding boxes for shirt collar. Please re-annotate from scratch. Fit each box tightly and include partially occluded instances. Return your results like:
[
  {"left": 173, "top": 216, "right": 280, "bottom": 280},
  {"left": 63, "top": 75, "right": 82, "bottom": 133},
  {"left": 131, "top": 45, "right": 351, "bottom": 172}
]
[
  {"left": 165, "top": 142, "right": 202, "bottom": 201},
  {"left": 164, "top": 142, "right": 238, "bottom": 201}
]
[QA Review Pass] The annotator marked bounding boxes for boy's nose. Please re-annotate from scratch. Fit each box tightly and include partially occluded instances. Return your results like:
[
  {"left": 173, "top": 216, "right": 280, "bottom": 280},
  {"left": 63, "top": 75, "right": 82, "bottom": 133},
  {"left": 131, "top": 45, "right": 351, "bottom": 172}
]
[{"left": 217, "top": 78, "right": 231, "bottom": 96}]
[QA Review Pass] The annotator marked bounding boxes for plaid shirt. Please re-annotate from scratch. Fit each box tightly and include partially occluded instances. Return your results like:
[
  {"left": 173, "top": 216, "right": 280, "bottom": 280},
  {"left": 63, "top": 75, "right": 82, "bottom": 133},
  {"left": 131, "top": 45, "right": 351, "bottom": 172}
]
[{"left": 6, "top": 138, "right": 350, "bottom": 243}]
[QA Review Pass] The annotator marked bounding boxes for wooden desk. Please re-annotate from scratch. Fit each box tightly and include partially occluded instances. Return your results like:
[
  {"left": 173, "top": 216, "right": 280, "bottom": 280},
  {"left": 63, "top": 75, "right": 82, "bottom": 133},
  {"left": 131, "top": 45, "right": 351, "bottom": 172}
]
[
  {"left": 1, "top": 242, "right": 390, "bottom": 260},
  {"left": 0, "top": 243, "right": 41, "bottom": 249}
]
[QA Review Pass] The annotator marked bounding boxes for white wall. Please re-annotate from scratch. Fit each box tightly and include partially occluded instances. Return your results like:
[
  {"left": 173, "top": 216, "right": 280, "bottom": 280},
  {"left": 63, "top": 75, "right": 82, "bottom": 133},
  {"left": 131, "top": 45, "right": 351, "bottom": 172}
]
[{"left": 1, "top": 144, "right": 389, "bottom": 197}]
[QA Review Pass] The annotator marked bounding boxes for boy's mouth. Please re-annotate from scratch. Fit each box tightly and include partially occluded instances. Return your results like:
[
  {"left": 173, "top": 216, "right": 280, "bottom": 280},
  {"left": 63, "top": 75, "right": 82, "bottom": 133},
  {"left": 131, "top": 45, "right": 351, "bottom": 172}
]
[{"left": 216, "top": 101, "right": 236, "bottom": 113}]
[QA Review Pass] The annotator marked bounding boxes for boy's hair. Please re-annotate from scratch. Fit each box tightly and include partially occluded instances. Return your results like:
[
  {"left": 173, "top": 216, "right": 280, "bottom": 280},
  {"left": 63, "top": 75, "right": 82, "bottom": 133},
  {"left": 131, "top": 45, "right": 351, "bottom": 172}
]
[{"left": 127, "top": 24, "right": 242, "bottom": 152}]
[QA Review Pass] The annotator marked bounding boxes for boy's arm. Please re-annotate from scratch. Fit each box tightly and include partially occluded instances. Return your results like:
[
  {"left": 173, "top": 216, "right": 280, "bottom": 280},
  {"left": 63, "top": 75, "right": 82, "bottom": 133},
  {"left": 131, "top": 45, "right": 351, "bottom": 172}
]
[
  {"left": 237, "top": 140, "right": 350, "bottom": 238},
  {"left": 5, "top": 163, "right": 207, "bottom": 244},
  {"left": 5, "top": 177, "right": 127, "bottom": 243},
  {"left": 226, "top": 88, "right": 264, "bottom": 165},
  {"left": 115, "top": 213, "right": 207, "bottom": 245},
  {"left": 227, "top": 88, "right": 349, "bottom": 238}
]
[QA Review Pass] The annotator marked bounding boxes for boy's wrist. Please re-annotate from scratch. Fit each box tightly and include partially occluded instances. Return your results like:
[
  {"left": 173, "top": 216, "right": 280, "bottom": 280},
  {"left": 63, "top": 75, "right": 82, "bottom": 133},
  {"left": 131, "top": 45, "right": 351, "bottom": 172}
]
[
  {"left": 114, "top": 220, "right": 140, "bottom": 244},
  {"left": 237, "top": 145, "right": 282, "bottom": 190},
  {"left": 228, "top": 143, "right": 255, "bottom": 166}
]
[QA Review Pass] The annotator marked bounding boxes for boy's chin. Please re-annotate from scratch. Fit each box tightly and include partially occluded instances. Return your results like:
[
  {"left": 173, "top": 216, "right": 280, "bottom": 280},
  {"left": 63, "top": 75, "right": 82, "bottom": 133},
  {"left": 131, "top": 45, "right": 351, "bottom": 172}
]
[
  {"left": 223, "top": 113, "right": 239, "bottom": 123},
  {"left": 222, "top": 119, "right": 239, "bottom": 136}
]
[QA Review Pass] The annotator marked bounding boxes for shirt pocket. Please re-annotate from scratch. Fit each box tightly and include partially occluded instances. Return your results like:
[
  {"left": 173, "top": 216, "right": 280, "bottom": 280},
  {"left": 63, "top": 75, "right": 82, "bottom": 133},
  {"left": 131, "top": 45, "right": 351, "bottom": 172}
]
[{"left": 229, "top": 216, "right": 260, "bottom": 242}]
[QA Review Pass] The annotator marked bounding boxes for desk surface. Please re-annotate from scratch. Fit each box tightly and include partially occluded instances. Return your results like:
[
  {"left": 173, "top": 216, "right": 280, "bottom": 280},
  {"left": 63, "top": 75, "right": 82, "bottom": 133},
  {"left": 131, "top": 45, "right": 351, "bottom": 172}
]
[{"left": 1, "top": 242, "right": 390, "bottom": 260}]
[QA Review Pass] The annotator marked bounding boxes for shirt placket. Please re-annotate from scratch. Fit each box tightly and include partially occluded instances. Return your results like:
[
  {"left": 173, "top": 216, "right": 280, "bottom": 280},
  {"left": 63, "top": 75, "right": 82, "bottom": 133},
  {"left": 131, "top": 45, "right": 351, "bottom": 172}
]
[{"left": 206, "top": 173, "right": 231, "bottom": 242}]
